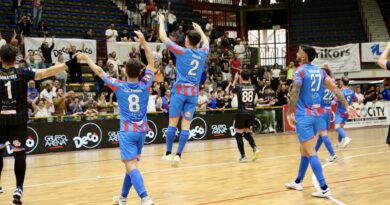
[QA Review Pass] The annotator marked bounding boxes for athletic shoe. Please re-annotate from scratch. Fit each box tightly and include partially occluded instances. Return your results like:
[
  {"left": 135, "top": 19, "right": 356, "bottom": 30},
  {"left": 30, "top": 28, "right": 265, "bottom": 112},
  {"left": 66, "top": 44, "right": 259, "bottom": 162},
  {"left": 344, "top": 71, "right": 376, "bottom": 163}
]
[
  {"left": 112, "top": 196, "right": 127, "bottom": 205},
  {"left": 312, "top": 188, "right": 332, "bottom": 198},
  {"left": 161, "top": 154, "right": 173, "bottom": 161},
  {"left": 268, "top": 126, "right": 276, "bottom": 133},
  {"left": 342, "top": 137, "right": 352, "bottom": 148},
  {"left": 252, "top": 149, "right": 260, "bottom": 162},
  {"left": 285, "top": 181, "right": 303, "bottom": 191},
  {"left": 141, "top": 196, "right": 154, "bottom": 205},
  {"left": 0, "top": 186, "right": 3, "bottom": 193},
  {"left": 171, "top": 155, "right": 180, "bottom": 168},
  {"left": 13, "top": 187, "right": 23, "bottom": 205},
  {"left": 239, "top": 157, "right": 249, "bottom": 163},
  {"left": 326, "top": 155, "right": 337, "bottom": 162}
]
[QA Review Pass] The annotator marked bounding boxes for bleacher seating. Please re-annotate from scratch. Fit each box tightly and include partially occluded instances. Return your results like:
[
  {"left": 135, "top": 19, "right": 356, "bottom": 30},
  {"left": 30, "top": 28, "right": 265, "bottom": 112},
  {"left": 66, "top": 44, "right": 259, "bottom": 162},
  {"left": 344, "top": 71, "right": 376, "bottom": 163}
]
[
  {"left": 289, "top": 0, "right": 367, "bottom": 46},
  {"left": 377, "top": 0, "right": 390, "bottom": 36}
]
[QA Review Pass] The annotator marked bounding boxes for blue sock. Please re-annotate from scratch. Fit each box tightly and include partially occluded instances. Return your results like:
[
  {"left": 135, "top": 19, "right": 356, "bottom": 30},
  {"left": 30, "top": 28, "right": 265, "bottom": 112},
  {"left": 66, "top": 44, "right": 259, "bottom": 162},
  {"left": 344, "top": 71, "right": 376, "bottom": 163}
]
[
  {"left": 176, "top": 130, "right": 190, "bottom": 156},
  {"left": 322, "top": 135, "right": 335, "bottom": 156},
  {"left": 295, "top": 156, "right": 309, "bottom": 183},
  {"left": 129, "top": 169, "right": 148, "bottom": 199},
  {"left": 336, "top": 127, "right": 346, "bottom": 141},
  {"left": 121, "top": 173, "right": 132, "bottom": 198},
  {"left": 315, "top": 137, "right": 323, "bottom": 152},
  {"left": 166, "top": 126, "right": 177, "bottom": 155},
  {"left": 308, "top": 155, "right": 327, "bottom": 188}
]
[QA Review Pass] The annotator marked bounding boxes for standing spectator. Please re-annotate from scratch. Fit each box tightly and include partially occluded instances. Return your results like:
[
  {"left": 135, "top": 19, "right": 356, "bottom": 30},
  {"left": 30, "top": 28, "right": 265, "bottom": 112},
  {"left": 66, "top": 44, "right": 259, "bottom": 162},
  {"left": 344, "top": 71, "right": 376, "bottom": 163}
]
[
  {"left": 32, "top": 98, "right": 52, "bottom": 118},
  {"left": 157, "top": 89, "right": 170, "bottom": 113},
  {"left": 208, "top": 91, "right": 218, "bottom": 110},
  {"left": 36, "top": 20, "right": 48, "bottom": 37},
  {"left": 219, "top": 55, "right": 230, "bottom": 73},
  {"left": 218, "top": 31, "right": 232, "bottom": 50},
  {"left": 139, "top": 0, "right": 147, "bottom": 28},
  {"left": 147, "top": 89, "right": 158, "bottom": 113},
  {"left": 119, "top": 29, "right": 132, "bottom": 42},
  {"left": 126, "top": 0, "right": 136, "bottom": 27},
  {"left": 230, "top": 54, "right": 241, "bottom": 76},
  {"left": 151, "top": 6, "right": 159, "bottom": 33},
  {"left": 234, "top": 38, "right": 246, "bottom": 63},
  {"left": 107, "top": 52, "right": 121, "bottom": 76},
  {"left": 161, "top": 49, "right": 170, "bottom": 64},
  {"left": 197, "top": 88, "right": 209, "bottom": 111},
  {"left": 271, "top": 63, "right": 280, "bottom": 91},
  {"left": 146, "top": 0, "right": 155, "bottom": 29},
  {"left": 18, "top": 15, "right": 32, "bottom": 36},
  {"left": 68, "top": 96, "right": 83, "bottom": 116},
  {"left": 95, "top": 93, "right": 112, "bottom": 114},
  {"left": 13, "top": 0, "right": 24, "bottom": 24},
  {"left": 286, "top": 62, "right": 295, "bottom": 85},
  {"left": 175, "top": 26, "right": 185, "bottom": 46},
  {"left": 164, "top": 59, "right": 175, "bottom": 82},
  {"left": 10, "top": 30, "right": 24, "bottom": 67},
  {"left": 53, "top": 89, "right": 69, "bottom": 116},
  {"left": 129, "top": 46, "right": 139, "bottom": 60},
  {"left": 364, "top": 86, "right": 377, "bottom": 103},
  {"left": 153, "top": 45, "right": 162, "bottom": 63},
  {"left": 133, "top": 9, "right": 142, "bottom": 27},
  {"left": 167, "top": 11, "right": 176, "bottom": 33},
  {"left": 55, "top": 54, "right": 67, "bottom": 92},
  {"left": 0, "top": 33, "right": 6, "bottom": 48},
  {"left": 53, "top": 79, "right": 61, "bottom": 92},
  {"left": 205, "top": 18, "right": 214, "bottom": 35},
  {"left": 27, "top": 80, "right": 39, "bottom": 103},
  {"left": 355, "top": 86, "right": 364, "bottom": 104},
  {"left": 216, "top": 90, "right": 226, "bottom": 111},
  {"left": 94, "top": 59, "right": 106, "bottom": 97},
  {"left": 41, "top": 36, "right": 55, "bottom": 68},
  {"left": 68, "top": 44, "right": 82, "bottom": 84},
  {"left": 276, "top": 84, "right": 288, "bottom": 106},
  {"left": 32, "top": 0, "right": 43, "bottom": 27},
  {"left": 80, "top": 83, "right": 94, "bottom": 110},
  {"left": 40, "top": 81, "right": 56, "bottom": 102},
  {"left": 154, "top": 65, "right": 164, "bottom": 83},
  {"left": 263, "top": 66, "right": 272, "bottom": 82},
  {"left": 26, "top": 53, "right": 43, "bottom": 69},
  {"left": 83, "top": 29, "right": 93, "bottom": 39},
  {"left": 105, "top": 24, "right": 118, "bottom": 42}
]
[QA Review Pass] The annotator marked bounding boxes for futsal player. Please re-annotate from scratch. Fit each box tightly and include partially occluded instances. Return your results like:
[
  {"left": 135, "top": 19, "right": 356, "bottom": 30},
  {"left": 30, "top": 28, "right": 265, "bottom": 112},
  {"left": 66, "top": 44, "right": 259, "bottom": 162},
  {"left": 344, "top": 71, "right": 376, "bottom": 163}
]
[
  {"left": 0, "top": 44, "right": 80, "bottom": 204},
  {"left": 377, "top": 42, "right": 390, "bottom": 148},
  {"left": 334, "top": 76, "right": 357, "bottom": 148},
  {"left": 79, "top": 31, "right": 155, "bottom": 205},
  {"left": 285, "top": 45, "right": 356, "bottom": 197},
  {"left": 315, "top": 67, "right": 337, "bottom": 162},
  {"left": 158, "top": 14, "right": 209, "bottom": 167},
  {"left": 232, "top": 70, "right": 261, "bottom": 162}
]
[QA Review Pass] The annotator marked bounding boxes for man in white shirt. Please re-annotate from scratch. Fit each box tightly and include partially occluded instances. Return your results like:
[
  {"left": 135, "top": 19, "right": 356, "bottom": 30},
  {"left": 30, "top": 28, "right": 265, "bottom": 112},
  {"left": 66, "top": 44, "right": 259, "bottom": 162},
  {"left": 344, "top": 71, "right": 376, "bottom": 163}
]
[
  {"left": 107, "top": 51, "right": 121, "bottom": 75},
  {"left": 40, "top": 81, "right": 57, "bottom": 113},
  {"left": 147, "top": 90, "right": 158, "bottom": 113},
  {"left": 153, "top": 45, "right": 162, "bottom": 63},
  {"left": 105, "top": 24, "right": 118, "bottom": 42},
  {"left": 197, "top": 88, "right": 209, "bottom": 111},
  {"left": 0, "top": 33, "right": 6, "bottom": 48},
  {"left": 205, "top": 18, "right": 214, "bottom": 35},
  {"left": 164, "top": 59, "right": 175, "bottom": 80},
  {"left": 234, "top": 38, "right": 246, "bottom": 63}
]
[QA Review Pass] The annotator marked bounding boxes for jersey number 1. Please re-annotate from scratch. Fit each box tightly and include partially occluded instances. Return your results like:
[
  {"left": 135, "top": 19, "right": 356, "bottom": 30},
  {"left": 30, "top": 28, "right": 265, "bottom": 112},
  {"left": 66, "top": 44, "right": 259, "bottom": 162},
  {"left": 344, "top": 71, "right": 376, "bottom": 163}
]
[
  {"left": 188, "top": 60, "right": 199, "bottom": 76},
  {"left": 5, "top": 81, "right": 12, "bottom": 99}
]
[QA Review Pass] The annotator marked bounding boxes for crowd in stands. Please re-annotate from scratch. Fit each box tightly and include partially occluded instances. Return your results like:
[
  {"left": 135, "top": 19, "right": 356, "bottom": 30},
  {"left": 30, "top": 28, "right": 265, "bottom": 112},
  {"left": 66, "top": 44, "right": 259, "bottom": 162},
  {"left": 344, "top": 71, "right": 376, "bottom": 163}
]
[{"left": 3, "top": 0, "right": 387, "bottom": 122}]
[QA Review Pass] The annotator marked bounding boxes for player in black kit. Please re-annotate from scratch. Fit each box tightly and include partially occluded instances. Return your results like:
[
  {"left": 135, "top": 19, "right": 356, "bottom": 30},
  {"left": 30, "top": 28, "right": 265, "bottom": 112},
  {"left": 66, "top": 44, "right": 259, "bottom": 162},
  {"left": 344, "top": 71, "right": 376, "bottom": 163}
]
[
  {"left": 232, "top": 70, "right": 260, "bottom": 162},
  {"left": 0, "top": 44, "right": 80, "bottom": 204}
]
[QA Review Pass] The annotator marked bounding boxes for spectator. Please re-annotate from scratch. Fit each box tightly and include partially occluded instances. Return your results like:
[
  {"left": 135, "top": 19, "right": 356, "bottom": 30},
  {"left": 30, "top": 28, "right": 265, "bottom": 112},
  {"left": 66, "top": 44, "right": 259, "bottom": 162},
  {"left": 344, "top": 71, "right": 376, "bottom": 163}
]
[
  {"left": 129, "top": 46, "right": 139, "bottom": 60},
  {"left": 146, "top": 0, "right": 155, "bottom": 28},
  {"left": 107, "top": 51, "right": 121, "bottom": 76},
  {"left": 94, "top": 59, "right": 107, "bottom": 96},
  {"left": 271, "top": 63, "right": 280, "bottom": 91},
  {"left": 154, "top": 64, "right": 164, "bottom": 83},
  {"left": 0, "top": 33, "right": 6, "bottom": 48},
  {"left": 258, "top": 86, "right": 276, "bottom": 106},
  {"left": 133, "top": 9, "right": 142, "bottom": 28},
  {"left": 13, "top": 0, "right": 24, "bottom": 24},
  {"left": 216, "top": 90, "right": 226, "bottom": 111},
  {"left": 169, "top": 30, "right": 176, "bottom": 42},
  {"left": 126, "top": 0, "right": 136, "bottom": 27},
  {"left": 364, "top": 86, "right": 377, "bottom": 103},
  {"left": 178, "top": 19, "right": 187, "bottom": 33},
  {"left": 105, "top": 24, "right": 118, "bottom": 42},
  {"left": 175, "top": 26, "right": 185, "bottom": 46},
  {"left": 153, "top": 45, "right": 162, "bottom": 63},
  {"left": 55, "top": 54, "right": 67, "bottom": 92},
  {"left": 95, "top": 93, "right": 112, "bottom": 114},
  {"left": 377, "top": 86, "right": 383, "bottom": 100},
  {"left": 68, "top": 96, "right": 84, "bottom": 116},
  {"left": 27, "top": 80, "right": 39, "bottom": 103},
  {"left": 53, "top": 89, "right": 69, "bottom": 116},
  {"left": 276, "top": 84, "right": 288, "bottom": 106},
  {"left": 224, "top": 92, "right": 232, "bottom": 108},
  {"left": 355, "top": 86, "right": 364, "bottom": 104},
  {"left": 18, "top": 15, "right": 32, "bottom": 36},
  {"left": 83, "top": 29, "right": 93, "bottom": 39},
  {"left": 80, "top": 83, "right": 94, "bottom": 110},
  {"left": 219, "top": 54, "right": 230, "bottom": 73},
  {"left": 197, "top": 88, "right": 209, "bottom": 111},
  {"left": 119, "top": 29, "right": 132, "bottom": 42},
  {"left": 286, "top": 62, "right": 295, "bottom": 85},
  {"left": 32, "top": 0, "right": 43, "bottom": 27},
  {"left": 161, "top": 49, "right": 170, "bottom": 64},
  {"left": 68, "top": 44, "right": 82, "bottom": 84},
  {"left": 234, "top": 38, "right": 246, "bottom": 63},
  {"left": 230, "top": 54, "right": 241, "bottom": 76},
  {"left": 26, "top": 52, "right": 43, "bottom": 69},
  {"left": 19, "top": 59, "right": 27, "bottom": 69},
  {"left": 147, "top": 89, "right": 158, "bottom": 113},
  {"left": 167, "top": 10, "right": 177, "bottom": 33},
  {"left": 41, "top": 35, "right": 55, "bottom": 68},
  {"left": 208, "top": 91, "right": 218, "bottom": 110},
  {"left": 205, "top": 18, "right": 214, "bottom": 34},
  {"left": 164, "top": 59, "right": 175, "bottom": 82},
  {"left": 151, "top": 6, "right": 159, "bottom": 33},
  {"left": 251, "top": 65, "right": 259, "bottom": 86},
  {"left": 40, "top": 81, "right": 56, "bottom": 103},
  {"left": 263, "top": 67, "right": 272, "bottom": 82},
  {"left": 32, "top": 98, "right": 52, "bottom": 118},
  {"left": 218, "top": 31, "right": 232, "bottom": 50},
  {"left": 36, "top": 20, "right": 48, "bottom": 37},
  {"left": 157, "top": 89, "right": 170, "bottom": 113},
  {"left": 139, "top": 0, "right": 147, "bottom": 28}
]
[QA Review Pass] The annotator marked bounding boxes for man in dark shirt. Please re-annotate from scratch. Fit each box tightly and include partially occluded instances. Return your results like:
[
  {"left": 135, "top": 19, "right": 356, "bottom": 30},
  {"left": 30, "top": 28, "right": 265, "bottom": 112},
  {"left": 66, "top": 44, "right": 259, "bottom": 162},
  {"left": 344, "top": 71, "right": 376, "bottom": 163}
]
[
  {"left": 41, "top": 36, "right": 55, "bottom": 68},
  {"left": 119, "top": 29, "right": 132, "bottom": 42},
  {"left": 83, "top": 29, "right": 93, "bottom": 39},
  {"left": 17, "top": 15, "right": 32, "bottom": 36}
]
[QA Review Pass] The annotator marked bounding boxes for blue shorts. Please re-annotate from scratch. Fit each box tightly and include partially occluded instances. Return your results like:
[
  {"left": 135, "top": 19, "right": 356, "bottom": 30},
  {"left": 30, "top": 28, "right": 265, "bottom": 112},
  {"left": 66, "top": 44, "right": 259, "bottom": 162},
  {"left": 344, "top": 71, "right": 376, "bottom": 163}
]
[
  {"left": 119, "top": 131, "right": 146, "bottom": 161},
  {"left": 169, "top": 93, "right": 198, "bottom": 121},
  {"left": 295, "top": 115, "right": 320, "bottom": 143},
  {"left": 317, "top": 113, "right": 332, "bottom": 131},
  {"left": 335, "top": 112, "right": 348, "bottom": 124}
]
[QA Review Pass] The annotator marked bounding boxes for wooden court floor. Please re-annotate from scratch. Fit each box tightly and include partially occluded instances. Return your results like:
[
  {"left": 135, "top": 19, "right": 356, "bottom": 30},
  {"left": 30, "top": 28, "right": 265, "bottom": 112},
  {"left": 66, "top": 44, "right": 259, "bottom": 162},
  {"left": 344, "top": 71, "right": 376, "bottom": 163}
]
[{"left": 0, "top": 126, "right": 390, "bottom": 205}]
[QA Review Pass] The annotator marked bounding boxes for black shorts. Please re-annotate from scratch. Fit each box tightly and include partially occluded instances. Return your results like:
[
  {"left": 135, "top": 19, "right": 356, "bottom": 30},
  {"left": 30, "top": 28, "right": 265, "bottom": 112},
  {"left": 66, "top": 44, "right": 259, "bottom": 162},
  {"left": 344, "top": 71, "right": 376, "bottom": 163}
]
[
  {"left": 235, "top": 114, "right": 255, "bottom": 129},
  {"left": 0, "top": 123, "right": 27, "bottom": 148}
]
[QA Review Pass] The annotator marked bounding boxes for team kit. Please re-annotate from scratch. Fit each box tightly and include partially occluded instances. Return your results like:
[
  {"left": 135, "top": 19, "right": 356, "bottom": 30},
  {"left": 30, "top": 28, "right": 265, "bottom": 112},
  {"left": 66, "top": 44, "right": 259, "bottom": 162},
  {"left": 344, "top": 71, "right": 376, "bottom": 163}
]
[{"left": 2, "top": 12, "right": 387, "bottom": 205}]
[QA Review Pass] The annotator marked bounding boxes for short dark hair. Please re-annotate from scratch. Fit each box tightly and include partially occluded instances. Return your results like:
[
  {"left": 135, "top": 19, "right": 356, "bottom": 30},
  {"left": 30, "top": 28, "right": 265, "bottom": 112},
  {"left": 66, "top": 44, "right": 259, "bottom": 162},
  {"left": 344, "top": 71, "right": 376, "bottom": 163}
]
[
  {"left": 0, "top": 44, "right": 18, "bottom": 64},
  {"left": 186, "top": 30, "right": 201, "bottom": 46},
  {"left": 241, "top": 69, "right": 250, "bottom": 81},
  {"left": 126, "top": 59, "right": 142, "bottom": 78},
  {"left": 300, "top": 45, "right": 317, "bottom": 62},
  {"left": 341, "top": 76, "right": 349, "bottom": 86}
]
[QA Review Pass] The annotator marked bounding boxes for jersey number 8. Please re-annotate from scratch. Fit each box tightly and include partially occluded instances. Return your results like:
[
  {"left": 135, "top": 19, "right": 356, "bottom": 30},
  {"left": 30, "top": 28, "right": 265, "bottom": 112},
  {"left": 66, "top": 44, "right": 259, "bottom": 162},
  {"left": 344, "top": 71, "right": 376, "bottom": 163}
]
[
  {"left": 242, "top": 91, "right": 254, "bottom": 103},
  {"left": 128, "top": 94, "right": 140, "bottom": 112}
]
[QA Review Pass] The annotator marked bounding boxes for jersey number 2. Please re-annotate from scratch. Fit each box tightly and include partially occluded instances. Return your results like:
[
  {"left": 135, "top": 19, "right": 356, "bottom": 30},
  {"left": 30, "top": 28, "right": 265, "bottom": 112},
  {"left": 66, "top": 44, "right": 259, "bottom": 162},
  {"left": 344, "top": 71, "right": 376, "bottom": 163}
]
[
  {"left": 5, "top": 81, "right": 12, "bottom": 99},
  {"left": 128, "top": 94, "right": 140, "bottom": 112},
  {"left": 188, "top": 60, "right": 199, "bottom": 76}
]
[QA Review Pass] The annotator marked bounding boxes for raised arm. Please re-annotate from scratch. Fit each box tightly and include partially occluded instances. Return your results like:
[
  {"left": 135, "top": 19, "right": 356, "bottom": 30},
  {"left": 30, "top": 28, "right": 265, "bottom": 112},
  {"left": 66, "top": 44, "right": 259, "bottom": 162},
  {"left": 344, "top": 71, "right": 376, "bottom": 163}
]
[
  {"left": 34, "top": 55, "right": 80, "bottom": 80},
  {"left": 192, "top": 22, "right": 209, "bottom": 46},
  {"left": 134, "top": 31, "right": 155, "bottom": 70},
  {"left": 158, "top": 13, "right": 169, "bottom": 44},
  {"left": 324, "top": 76, "right": 348, "bottom": 109},
  {"left": 378, "top": 42, "right": 390, "bottom": 70},
  {"left": 81, "top": 54, "right": 106, "bottom": 80}
]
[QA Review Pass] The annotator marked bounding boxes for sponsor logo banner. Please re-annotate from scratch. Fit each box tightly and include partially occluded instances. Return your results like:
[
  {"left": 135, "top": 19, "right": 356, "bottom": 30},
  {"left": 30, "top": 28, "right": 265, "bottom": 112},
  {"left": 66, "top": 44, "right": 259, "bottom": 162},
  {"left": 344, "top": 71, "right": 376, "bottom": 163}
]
[{"left": 361, "top": 42, "right": 388, "bottom": 63}]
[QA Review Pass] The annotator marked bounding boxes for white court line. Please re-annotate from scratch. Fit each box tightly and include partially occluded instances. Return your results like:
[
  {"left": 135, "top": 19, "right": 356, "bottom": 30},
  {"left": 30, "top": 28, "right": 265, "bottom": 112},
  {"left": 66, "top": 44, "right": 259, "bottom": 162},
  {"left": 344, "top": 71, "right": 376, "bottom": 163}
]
[
  {"left": 1, "top": 144, "right": 387, "bottom": 192},
  {"left": 311, "top": 150, "right": 390, "bottom": 205}
]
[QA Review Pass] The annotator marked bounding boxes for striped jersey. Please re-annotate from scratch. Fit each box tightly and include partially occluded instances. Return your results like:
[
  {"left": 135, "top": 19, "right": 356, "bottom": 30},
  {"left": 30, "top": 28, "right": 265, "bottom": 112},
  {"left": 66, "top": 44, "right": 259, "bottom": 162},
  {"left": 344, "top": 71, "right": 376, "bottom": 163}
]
[
  {"left": 0, "top": 67, "right": 35, "bottom": 125},
  {"left": 336, "top": 87, "right": 357, "bottom": 116}
]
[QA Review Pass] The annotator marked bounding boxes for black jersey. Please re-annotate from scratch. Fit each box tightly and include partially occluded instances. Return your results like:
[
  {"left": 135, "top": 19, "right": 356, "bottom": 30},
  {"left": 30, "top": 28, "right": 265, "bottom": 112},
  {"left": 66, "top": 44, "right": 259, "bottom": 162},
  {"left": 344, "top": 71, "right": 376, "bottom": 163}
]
[
  {"left": 0, "top": 67, "right": 35, "bottom": 125},
  {"left": 233, "top": 83, "right": 258, "bottom": 115}
]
